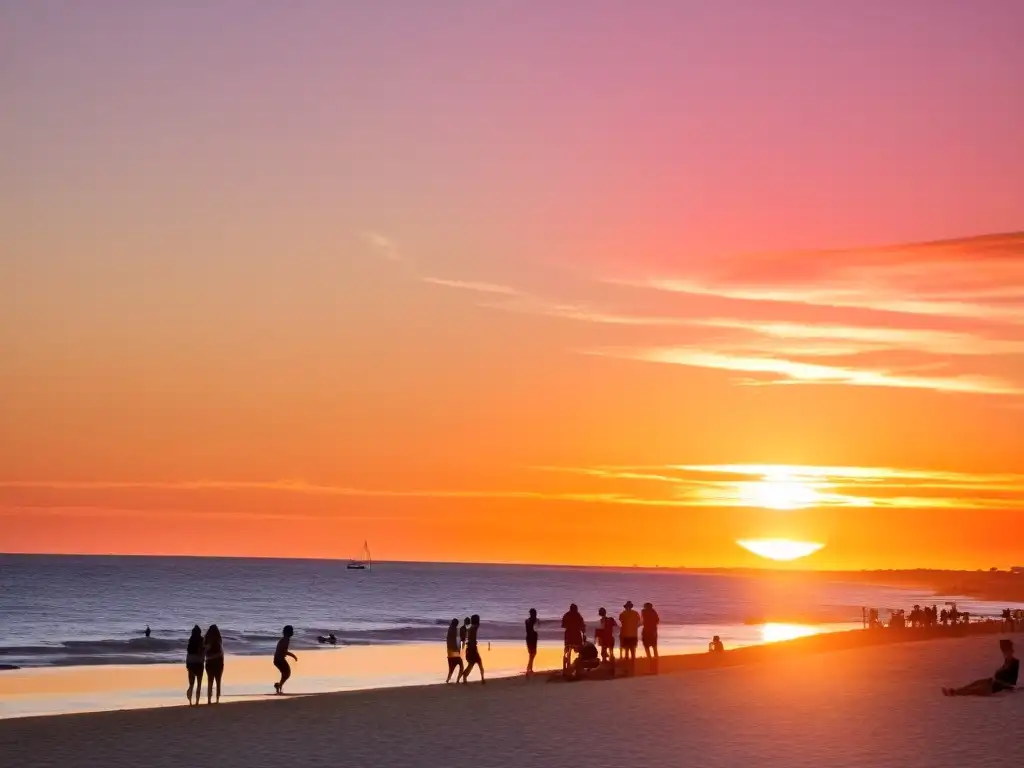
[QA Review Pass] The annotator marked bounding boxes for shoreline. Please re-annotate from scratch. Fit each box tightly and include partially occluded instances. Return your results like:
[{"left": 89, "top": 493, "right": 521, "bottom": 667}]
[{"left": 3, "top": 618, "right": 1018, "bottom": 723}]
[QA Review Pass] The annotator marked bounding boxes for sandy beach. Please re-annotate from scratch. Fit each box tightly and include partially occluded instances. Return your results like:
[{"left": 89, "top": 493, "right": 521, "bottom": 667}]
[{"left": 4, "top": 630, "right": 1021, "bottom": 768}]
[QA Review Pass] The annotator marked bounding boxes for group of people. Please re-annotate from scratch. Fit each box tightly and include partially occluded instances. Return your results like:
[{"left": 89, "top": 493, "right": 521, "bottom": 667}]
[
  {"left": 184, "top": 624, "right": 224, "bottom": 705},
  {"left": 555, "top": 601, "right": 661, "bottom": 674},
  {"left": 177, "top": 623, "right": 297, "bottom": 703}
]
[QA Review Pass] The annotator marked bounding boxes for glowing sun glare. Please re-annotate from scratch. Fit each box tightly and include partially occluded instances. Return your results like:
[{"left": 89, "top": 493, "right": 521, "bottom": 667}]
[
  {"left": 740, "top": 476, "right": 822, "bottom": 510},
  {"left": 736, "top": 538, "right": 825, "bottom": 561}
]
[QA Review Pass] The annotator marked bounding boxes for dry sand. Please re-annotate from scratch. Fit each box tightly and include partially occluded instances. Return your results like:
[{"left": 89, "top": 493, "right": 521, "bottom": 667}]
[{"left": 3, "top": 632, "right": 1022, "bottom": 768}]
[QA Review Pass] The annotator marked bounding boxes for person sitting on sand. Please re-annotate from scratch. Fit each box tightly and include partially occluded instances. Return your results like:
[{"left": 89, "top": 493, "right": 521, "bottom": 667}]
[
  {"left": 446, "top": 618, "right": 465, "bottom": 683},
  {"left": 709, "top": 635, "right": 724, "bottom": 653},
  {"left": 204, "top": 624, "right": 224, "bottom": 704},
  {"left": 565, "top": 638, "right": 602, "bottom": 684},
  {"left": 525, "top": 608, "right": 539, "bottom": 677},
  {"left": 942, "top": 639, "right": 1018, "bottom": 697},
  {"left": 561, "top": 603, "right": 585, "bottom": 669},
  {"left": 462, "top": 615, "right": 485, "bottom": 684},
  {"left": 185, "top": 625, "right": 205, "bottom": 705},
  {"left": 273, "top": 625, "right": 298, "bottom": 694},
  {"left": 596, "top": 608, "right": 617, "bottom": 664}
]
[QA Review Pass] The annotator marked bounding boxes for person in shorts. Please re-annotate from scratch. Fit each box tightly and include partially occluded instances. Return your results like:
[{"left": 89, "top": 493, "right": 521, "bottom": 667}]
[
  {"left": 596, "top": 607, "right": 617, "bottom": 663},
  {"left": 445, "top": 618, "right": 465, "bottom": 683},
  {"left": 561, "top": 603, "right": 585, "bottom": 670},
  {"left": 619, "top": 601, "right": 641, "bottom": 672}
]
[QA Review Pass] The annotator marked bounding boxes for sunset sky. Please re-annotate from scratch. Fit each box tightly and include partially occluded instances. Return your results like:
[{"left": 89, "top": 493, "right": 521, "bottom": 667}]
[{"left": 3, "top": 1, "right": 1023, "bottom": 569}]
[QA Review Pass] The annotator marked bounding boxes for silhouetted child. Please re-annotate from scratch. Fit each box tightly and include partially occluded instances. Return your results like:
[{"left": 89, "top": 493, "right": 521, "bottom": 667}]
[
  {"left": 273, "top": 625, "right": 297, "bottom": 694},
  {"left": 943, "top": 638, "right": 1018, "bottom": 696},
  {"left": 709, "top": 635, "right": 724, "bottom": 653}
]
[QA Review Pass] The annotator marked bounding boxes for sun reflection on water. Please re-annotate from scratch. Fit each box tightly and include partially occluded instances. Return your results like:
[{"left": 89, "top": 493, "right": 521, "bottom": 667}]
[{"left": 759, "top": 622, "right": 823, "bottom": 644}]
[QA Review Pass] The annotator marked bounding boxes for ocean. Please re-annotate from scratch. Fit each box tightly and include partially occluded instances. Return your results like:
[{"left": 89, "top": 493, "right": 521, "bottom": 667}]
[{"left": 0, "top": 554, "right": 992, "bottom": 671}]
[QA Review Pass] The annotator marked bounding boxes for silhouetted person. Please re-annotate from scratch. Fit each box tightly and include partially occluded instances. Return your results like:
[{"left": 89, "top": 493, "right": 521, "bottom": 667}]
[
  {"left": 462, "top": 615, "right": 485, "bottom": 684},
  {"left": 445, "top": 618, "right": 464, "bottom": 683},
  {"left": 641, "top": 601, "right": 660, "bottom": 671},
  {"left": 561, "top": 603, "right": 585, "bottom": 670},
  {"left": 459, "top": 616, "right": 470, "bottom": 652},
  {"left": 273, "top": 625, "right": 297, "bottom": 694},
  {"left": 185, "top": 625, "right": 205, "bottom": 705},
  {"left": 204, "top": 624, "right": 224, "bottom": 704},
  {"left": 144, "top": 625, "right": 151, "bottom": 638},
  {"left": 317, "top": 633, "right": 337, "bottom": 645},
  {"left": 943, "top": 639, "right": 1018, "bottom": 696},
  {"left": 619, "top": 601, "right": 641, "bottom": 671},
  {"left": 596, "top": 607, "right": 617, "bottom": 663},
  {"left": 525, "top": 608, "right": 539, "bottom": 676},
  {"left": 709, "top": 635, "right": 724, "bottom": 653},
  {"left": 565, "top": 637, "right": 600, "bottom": 680}
]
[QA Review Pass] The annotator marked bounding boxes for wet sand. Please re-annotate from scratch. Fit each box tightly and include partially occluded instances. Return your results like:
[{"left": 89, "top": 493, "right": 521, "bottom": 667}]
[{"left": 3, "top": 627, "right": 1021, "bottom": 767}]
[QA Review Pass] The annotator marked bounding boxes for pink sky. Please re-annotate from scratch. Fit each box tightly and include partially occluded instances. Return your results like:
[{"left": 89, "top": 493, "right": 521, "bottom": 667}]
[{"left": 2, "top": 1, "right": 1023, "bottom": 567}]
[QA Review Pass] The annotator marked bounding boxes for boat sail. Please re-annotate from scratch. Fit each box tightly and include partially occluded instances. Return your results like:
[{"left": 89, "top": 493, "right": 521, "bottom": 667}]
[{"left": 347, "top": 541, "right": 371, "bottom": 570}]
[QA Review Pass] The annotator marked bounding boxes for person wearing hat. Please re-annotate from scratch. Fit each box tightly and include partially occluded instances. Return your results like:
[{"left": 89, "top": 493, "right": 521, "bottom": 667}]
[{"left": 619, "top": 601, "right": 641, "bottom": 672}]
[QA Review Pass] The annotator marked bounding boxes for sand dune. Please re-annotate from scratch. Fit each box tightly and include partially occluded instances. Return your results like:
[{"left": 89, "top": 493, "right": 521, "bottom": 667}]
[{"left": 3, "top": 634, "right": 1022, "bottom": 768}]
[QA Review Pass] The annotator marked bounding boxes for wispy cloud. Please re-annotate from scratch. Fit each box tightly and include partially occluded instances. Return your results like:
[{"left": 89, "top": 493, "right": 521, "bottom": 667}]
[
  {"left": 537, "top": 463, "right": 1024, "bottom": 511},
  {"left": 361, "top": 231, "right": 408, "bottom": 266},
  {"left": 623, "top": 232, "right": 1024, "bottom": 324},
  {"left": 582, "top": 346, "right": 1024, "bottom": 396},
  {"left": 420, "top": 277, "right": 521, "bottom": 296}
]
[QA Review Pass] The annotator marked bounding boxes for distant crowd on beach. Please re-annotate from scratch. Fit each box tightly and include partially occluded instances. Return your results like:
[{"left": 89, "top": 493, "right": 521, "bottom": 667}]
[
  {"left": 866, "top": 604, "right": 1023, "bottom": 631},
  {"left": 154, "top": 601, "right": 1020, "bottom": 701}
]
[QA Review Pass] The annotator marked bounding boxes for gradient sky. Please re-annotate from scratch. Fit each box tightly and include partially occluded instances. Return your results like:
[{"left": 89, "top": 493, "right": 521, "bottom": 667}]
[{"left": 3, "top": 1, "right": 1023, "bottom": 568}]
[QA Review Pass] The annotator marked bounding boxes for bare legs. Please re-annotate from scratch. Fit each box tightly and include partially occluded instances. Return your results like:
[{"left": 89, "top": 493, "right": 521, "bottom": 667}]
[
  {"left": 186, "top": 666, "right": 204, "bottom": 705},
  {"left": 207, "top": 667, "right": 222, "bottom": 704}
]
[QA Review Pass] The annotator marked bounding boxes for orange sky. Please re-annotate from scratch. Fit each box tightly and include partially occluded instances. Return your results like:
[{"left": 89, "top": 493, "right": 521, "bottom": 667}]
[{"left": 3, "top": 4, "right": 1024, "bottom": 569}]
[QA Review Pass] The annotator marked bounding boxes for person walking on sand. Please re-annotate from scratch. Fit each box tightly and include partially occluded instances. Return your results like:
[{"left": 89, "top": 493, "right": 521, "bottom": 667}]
[
  {"left": 641, "top": 601, "right": 660, "bottom": 672},
  {"left": 462, "top": 615, "right": 485, "bottom": 684},
  {"left": 273, "top": 625, "right": 297, "bottom": 694},
  {"left": 446, "top": 618, "right": 465, "bottom": 683},
  {"left": 619, "top": 601, "right": 641, "bottom": 673},
  {"left": 204, "top": 624, "right": 224, "bottom": 704},
  {"left": 525, "top": 608, "right": 539, "bottom": 677},
  {"left": 185, "top": 625, "right": 205, "bottom": 705},
  {"left": 459, "top": 616, "right": 471, "bottom": 653}
]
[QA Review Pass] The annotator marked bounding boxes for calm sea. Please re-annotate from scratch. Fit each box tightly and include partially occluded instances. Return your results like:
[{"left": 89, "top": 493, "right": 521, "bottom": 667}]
[{"left": 0, "top": 554, "right": 992, "bottom": 669}]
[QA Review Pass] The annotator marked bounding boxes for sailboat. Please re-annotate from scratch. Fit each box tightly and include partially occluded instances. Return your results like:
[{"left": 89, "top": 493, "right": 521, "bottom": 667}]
[{"left": 347, "top": 541, "right": 371, "bottom": 570}]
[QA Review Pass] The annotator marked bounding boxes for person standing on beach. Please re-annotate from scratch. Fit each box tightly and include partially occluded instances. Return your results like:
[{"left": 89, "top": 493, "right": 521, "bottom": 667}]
[
  {"left": 446, "top": 619, "right": 465, "bottom": 683},
  {"left": 596, "top": 607, "right": 617, "bottom": 664},
  {"left": 459, "top": 616, "right": 471, "bottom": 653},
  {"left": 525, "top": 608, "right": 539, "bottom": 676},
  {"left": 561, "top": 603, "right": 586, "bottom": 670},
  {"left": 204, "top": 624, "right": 224, "bottom": 704},
  {"left": 462, "top": 615, "right": 485, "bottom": 684},
  {"left": 185, "top": 625, "right": 205, "bottom": 705},
  {"left": 619, "top": 601, "right": 641, "bottom": 672},
  {"left": 641, "top": 602, "right": 660, "bottom": 672},
  {"left": 273, "top": 625, "right": 297, "bottom": 694}
]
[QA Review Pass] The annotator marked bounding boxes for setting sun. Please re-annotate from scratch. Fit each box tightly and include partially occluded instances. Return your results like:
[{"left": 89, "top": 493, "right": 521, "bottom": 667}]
[
  {"left": 739, "top": 473, "right": 823, "bottom": 510},
  {"left": 736, "top": 539, "right": 825, "bottom": 561}
]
